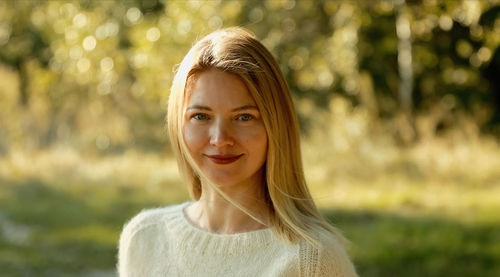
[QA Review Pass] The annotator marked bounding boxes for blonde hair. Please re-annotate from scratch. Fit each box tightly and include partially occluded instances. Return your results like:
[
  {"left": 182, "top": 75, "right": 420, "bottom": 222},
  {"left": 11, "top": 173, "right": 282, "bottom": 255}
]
[{"left": 167, "top": 27, "right": 346, "bottom": 247}]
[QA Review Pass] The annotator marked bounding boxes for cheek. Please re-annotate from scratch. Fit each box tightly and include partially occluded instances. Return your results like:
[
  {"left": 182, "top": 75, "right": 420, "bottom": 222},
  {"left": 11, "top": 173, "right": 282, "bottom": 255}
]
[
  {"left": 183, "top": 124, "right": 206, "bottom": 152},
  {"left": 240, "top": 126, "right": 268, "bottom": 156}
]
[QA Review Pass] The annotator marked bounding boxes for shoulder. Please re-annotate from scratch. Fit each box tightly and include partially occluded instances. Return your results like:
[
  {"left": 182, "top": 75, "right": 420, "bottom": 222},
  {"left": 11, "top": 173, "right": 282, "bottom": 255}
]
[
  {"left": 117, "top": 202, "right": 189, "bottom": 276},
  {"left": 119, "top": 202, "right": 187, "bottom": 241},
  {"left": 300, "top": 233, "right": 358, "bottom": 277},
  {"left": 317, "top": 235, "right": 358, "bottom": 277}
]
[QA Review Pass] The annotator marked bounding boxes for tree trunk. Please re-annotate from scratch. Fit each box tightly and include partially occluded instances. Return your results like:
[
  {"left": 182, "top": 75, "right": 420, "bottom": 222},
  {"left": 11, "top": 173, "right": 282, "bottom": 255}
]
[
  {"left": 17, "top": 59, "right": 29, "bottom": 107},
  {"left": 395, "top": 0, "right": 416, "bottom": 144}
]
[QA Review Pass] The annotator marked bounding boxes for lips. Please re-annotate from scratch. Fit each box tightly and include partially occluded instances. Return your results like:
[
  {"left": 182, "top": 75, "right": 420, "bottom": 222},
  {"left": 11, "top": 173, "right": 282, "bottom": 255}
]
[{"left": 204, "top": 154, "right": 243, "bottom": 164}]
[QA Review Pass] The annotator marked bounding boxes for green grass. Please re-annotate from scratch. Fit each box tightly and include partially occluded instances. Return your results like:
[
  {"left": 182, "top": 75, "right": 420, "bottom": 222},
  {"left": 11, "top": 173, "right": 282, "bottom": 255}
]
[
  {"left": 0, "top": 177, "right": 188, "bottom": 277},
  {"left": 323, "top": 209, "right": 500, "bottom": 277},
  {"left": 1, "top": 175, "right": 499, "bottom": 277}
]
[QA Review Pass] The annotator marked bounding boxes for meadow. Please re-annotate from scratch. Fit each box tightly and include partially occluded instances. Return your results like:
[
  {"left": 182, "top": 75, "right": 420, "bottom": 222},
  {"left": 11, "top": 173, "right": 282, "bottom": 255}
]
[
  {"left": 1, "top": 1, "right": 500, "bottom": 276},
  {"left": 1, "top": 99, "right": 499, "bottom": 277}
]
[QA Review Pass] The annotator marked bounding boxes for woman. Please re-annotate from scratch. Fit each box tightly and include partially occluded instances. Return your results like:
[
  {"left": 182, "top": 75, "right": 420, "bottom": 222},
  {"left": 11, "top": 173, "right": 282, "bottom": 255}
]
[{"left": 118, "top": 27, "right": 357, "bottom": 277}]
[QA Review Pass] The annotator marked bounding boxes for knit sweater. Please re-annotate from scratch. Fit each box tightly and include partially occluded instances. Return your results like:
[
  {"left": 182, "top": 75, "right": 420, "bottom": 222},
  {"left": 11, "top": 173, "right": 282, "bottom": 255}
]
[{"left": 117, "top": 202, "right": 357, "bottom": 277}]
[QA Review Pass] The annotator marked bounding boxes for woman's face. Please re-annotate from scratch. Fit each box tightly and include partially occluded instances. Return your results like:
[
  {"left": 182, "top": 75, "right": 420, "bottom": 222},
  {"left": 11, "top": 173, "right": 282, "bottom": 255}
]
[{"left": 183, "top": 69, "right": 268, "bottom": 189}]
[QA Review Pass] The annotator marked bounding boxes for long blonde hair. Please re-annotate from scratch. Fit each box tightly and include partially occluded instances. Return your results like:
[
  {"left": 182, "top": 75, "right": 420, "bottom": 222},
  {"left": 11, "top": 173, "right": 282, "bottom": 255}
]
[{"left": 167, "top": 27, "right": 346, "bottom": 247}]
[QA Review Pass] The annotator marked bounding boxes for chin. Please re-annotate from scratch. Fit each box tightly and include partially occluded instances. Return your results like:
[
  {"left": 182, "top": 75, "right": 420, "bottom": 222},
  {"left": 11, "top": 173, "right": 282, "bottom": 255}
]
[{"left": 206, "top": 175, "right": 244, "bottom": 187}]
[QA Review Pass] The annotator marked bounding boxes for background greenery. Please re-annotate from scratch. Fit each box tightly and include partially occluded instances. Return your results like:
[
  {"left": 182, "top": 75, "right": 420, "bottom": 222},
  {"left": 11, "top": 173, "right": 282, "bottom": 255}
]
[{"left": 1, "top": 0, "right": 500, "bottom": 276}]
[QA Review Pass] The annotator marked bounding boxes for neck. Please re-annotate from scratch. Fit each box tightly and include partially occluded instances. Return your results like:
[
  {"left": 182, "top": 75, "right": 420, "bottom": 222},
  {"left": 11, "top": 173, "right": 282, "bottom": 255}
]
[{"left": 187, "top": 178, "right": 270, "bottom": 234}]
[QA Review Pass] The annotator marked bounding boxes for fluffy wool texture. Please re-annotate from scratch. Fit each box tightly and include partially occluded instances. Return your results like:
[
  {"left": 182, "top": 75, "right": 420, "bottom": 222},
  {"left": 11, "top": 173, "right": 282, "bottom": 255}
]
[{"left": 117, "top": 202, "right": 358, "bottom": 277}]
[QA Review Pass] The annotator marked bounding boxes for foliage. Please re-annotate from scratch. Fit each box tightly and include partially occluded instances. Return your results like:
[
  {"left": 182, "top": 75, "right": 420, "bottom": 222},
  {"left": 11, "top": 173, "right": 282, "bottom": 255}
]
[{"left": 1, "top": 0, "right": 500, "bottom": 152}]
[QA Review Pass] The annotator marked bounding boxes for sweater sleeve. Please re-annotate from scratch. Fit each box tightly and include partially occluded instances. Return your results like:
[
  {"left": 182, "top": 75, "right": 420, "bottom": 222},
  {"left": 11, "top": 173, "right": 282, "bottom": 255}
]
[
  {"left": 118, "top": 211, "right": 146, "bottom": 277},
  {"left": 117, "top": 218, "right": 132, "bottom": 277},
  {"left": 316, "top": 239, "right": 358, "bottom": 277},
  {"left": 117, "top": 209, "right": 166, "bottom": 277}
]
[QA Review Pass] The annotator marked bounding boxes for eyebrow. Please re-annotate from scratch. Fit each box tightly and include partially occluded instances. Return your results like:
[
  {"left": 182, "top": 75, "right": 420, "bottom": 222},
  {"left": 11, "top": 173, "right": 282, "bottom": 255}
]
[{"left": 187, "top": 104, "right": 259, "bottom": 112}]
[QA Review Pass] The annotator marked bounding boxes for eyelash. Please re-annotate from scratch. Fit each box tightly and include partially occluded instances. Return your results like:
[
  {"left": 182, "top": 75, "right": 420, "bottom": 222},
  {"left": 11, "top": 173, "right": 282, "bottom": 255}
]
[
  {"left": 191, "top": 113, "right": 255, "bottom": 121},
  {"left": 192, "top": 113, "right": 208, "bottom": 120},
  {"left": 237, "top": 114, "right": 254, "bottom": 121}
]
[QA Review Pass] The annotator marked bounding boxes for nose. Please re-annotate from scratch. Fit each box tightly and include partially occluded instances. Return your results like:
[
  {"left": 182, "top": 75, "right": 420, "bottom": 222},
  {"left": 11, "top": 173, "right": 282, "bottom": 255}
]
[{"left": 209, "top": 119, "right": 234, "bottom": 147}]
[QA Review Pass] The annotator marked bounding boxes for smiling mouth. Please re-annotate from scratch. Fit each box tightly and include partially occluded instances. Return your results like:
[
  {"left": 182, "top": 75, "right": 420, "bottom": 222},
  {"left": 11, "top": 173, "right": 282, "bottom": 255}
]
[{"left": 204, "top": 154, "right": 243, "bottom": 165}]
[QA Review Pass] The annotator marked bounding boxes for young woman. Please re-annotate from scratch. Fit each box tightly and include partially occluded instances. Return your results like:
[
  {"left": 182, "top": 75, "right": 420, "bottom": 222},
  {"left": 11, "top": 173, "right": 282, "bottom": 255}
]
[{"left": 118, "top": 27, "right": 357, "bottom": 277}]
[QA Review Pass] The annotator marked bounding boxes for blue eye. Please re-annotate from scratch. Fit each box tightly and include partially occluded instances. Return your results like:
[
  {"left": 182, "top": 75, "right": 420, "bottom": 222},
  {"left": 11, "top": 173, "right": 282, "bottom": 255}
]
[
  {"left": 193, "top": 114, "right": 208, "bottom": 120},
  {"left": 238, "top": 114, "right": 253, "bottom": 121}
]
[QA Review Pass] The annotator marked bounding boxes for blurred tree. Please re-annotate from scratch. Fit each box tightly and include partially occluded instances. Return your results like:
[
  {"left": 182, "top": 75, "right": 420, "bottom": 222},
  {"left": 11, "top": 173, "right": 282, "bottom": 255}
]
[
  {"left": 481, "top": 5, "right": 500, "bottom": 133},
  {"left": 1, "top": 0, "right": 500, "bottom": 152},
  {"left": 0, "top": 1, "right": 52, "bottom": 107}
]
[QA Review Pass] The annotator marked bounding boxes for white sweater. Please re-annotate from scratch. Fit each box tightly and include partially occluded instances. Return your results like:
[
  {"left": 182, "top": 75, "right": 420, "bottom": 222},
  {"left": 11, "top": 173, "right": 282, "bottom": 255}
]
[{"left": 117, "top": 202, "right": 357, "bottom": 277}]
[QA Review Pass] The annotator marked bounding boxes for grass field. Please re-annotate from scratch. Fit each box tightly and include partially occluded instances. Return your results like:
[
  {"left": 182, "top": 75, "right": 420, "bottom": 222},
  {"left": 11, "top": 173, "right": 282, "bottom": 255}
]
[{"left": 1, "top": 106, "right": 500, "bottom": 276}]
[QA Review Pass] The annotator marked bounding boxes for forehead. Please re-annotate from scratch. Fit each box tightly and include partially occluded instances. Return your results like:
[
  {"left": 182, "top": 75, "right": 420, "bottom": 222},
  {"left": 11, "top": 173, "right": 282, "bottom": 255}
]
[{"left": 185, "top": 70, "right": 256, "bottom": 106}]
